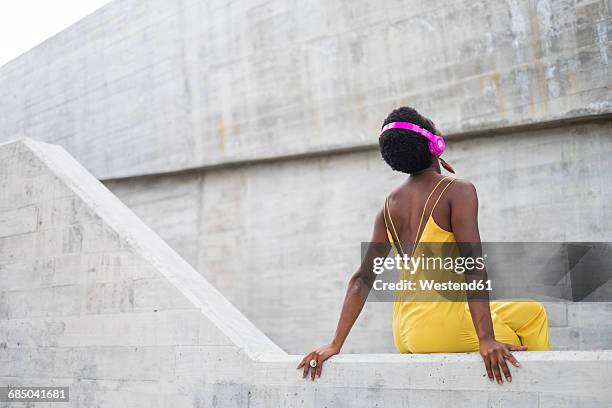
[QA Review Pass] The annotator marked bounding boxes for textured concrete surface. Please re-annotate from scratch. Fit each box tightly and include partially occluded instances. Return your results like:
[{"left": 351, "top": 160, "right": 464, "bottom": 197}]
[
  {"left": 0, "top": 0, "right": 611, "bottom": 179},
  {"left": 0, "top": 0, "right": 611, "bottom": 389},
  {"left": 0, "top": 0, "right": 610, "bottom": 356},
  {"left": 1, "top": 138, "right": 611, "bottom": 407}
]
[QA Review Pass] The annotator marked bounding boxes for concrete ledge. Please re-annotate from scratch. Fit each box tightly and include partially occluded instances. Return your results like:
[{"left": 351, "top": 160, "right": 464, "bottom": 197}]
[{"left": 257, "top": 351, "right": 612, "bottom": 393}]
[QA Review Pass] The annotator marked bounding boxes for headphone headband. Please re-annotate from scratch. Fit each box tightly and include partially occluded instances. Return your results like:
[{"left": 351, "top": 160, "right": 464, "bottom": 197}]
[
  {"left": 380, "top": 121, "right": 445, "bottom": 156},
  {"left": 380, "top": 121, "right": 436, "bottom": 139}
]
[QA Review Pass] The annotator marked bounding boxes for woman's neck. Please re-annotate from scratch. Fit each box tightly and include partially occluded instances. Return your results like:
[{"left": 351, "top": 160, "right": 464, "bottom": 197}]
[{"left": 411, "top": 159, "right": 441, "bottom": 177}]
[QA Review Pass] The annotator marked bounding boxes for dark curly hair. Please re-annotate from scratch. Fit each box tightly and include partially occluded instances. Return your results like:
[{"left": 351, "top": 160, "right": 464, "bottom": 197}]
[{"left": 379, "top": 106, "right": 437, "bottom": 174}]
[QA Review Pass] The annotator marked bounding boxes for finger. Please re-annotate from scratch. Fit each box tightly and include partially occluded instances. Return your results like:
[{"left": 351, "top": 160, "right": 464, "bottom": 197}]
[
  {"left": 492, "top": 357, "right": 503, "bottom": 384},
  {"left": 297, "top": 358, "right": 305, "bottom": 369},
  {"left": 504, "top": 351, "right": 520, "bottom": 368},
  {"left": 302, "top": 352, "right": 313, "bottom": 378},
  {"left": 311, "top": 354, "right": 319, "bottom": 381},
  {"left": 499, "top": 354, "right": 512, "bottom": 382},
  {"left": 316, "top": 360, "right": 323, "bottom": 378},
  {"left": 505, "top": 343, "right": 528, "bottom": 351},
  {"left": 483, "top": 358, "right": 494, "bottom": 382}
]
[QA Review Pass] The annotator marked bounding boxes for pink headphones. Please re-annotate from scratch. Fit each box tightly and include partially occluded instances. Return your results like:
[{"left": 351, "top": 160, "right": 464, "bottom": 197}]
[{"left": 380, "top": 122, "right": 446, "bottom": 156}]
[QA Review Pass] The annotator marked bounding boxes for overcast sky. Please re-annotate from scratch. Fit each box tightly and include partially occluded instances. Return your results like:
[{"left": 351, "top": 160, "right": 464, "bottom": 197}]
[{"left": 0, "top": 0, "right": 112, "bottom": 67}]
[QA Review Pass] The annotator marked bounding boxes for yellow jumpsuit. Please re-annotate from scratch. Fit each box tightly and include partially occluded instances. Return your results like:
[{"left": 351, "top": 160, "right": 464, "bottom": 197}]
[{"left": 384, "top": 177, "right": 551, "bottom": 353}]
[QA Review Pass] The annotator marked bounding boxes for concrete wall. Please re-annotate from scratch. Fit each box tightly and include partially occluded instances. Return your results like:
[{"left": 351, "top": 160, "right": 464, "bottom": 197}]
[
  {"left": 0, "top": 0, "right": 610, "bottom": 179},
  {"left": 1, "top": 138, "right": 611, "bottom": 407},
  {"left": 106, "top": 119, "right": 612, "bottom": 353},
  {"left": 1, "top": 0, "right": 611, "bottom": 359}
]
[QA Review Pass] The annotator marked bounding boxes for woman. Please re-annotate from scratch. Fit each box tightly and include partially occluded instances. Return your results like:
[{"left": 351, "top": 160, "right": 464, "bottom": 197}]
[{"left": 298, "top": 106, "right": 550, "bottom": 385}]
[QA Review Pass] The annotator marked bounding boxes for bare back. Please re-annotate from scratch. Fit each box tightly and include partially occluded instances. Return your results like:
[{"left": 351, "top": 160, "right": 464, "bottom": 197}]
[{"left": 385, "top": 173, "right": 455, "bottom": 246}]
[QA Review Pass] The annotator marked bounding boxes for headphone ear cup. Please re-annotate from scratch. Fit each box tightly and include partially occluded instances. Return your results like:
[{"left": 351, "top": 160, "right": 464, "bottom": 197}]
[
  {"left": 428, "top": 142, "right": 438, "bottom": 156},
  {"left": 431, "top": 136, "right": 445, "bottom": 155}
]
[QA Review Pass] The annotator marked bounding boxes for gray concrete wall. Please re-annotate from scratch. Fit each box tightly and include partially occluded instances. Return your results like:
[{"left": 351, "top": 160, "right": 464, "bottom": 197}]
[
  {"left": 0, "top": 0, "right": 610, "bottom": 179},
  {"left": 1, "top": 138, "right": 611, "bottom": 407},
  {"left": 1, "top": 0, "right": 611, "bottom": 361},
  {"left": 106, "top": 119, "right": 612, "bottom": 353}
]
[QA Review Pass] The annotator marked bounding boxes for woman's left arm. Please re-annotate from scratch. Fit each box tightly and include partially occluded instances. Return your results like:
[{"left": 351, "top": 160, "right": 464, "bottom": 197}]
[{"left": 450, "top": 180, "right": 526, "bottom": 385}]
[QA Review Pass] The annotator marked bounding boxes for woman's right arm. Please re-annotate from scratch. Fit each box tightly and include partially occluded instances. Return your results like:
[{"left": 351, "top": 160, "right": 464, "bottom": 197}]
[{"left": 298, "top": 209, "right": 390, "bottom": 380}]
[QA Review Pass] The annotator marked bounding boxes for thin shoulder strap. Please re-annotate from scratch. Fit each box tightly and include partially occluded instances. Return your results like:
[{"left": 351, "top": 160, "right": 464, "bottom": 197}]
[
  {"left": 412, "top": 177, "right": 448, "bottom": 247},
  {"left": 429, "top": 178, "right": 456, "bottom": 218},
  {"left": 384, "top": 196, "right": 405, "bottom": 257}
]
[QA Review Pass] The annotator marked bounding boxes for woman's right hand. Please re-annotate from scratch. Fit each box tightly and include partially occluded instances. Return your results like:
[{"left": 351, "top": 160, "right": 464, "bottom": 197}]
[
  {"left": 297, "top": 343, "right": 341, "bottom": 380},
  {"left": 479, "top": 338, "right": 527, "bottom": 384}
]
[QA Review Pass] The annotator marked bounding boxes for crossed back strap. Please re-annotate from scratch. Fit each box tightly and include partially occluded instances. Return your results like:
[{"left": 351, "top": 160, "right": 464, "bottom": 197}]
[{"left": 383, "top": 177, "right": 455, "bottom": 258}]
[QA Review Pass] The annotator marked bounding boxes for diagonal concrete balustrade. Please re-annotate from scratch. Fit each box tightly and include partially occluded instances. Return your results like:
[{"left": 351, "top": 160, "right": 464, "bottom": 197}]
[{"left": 1, "top": 138, "right": 611, "bottom": 407}]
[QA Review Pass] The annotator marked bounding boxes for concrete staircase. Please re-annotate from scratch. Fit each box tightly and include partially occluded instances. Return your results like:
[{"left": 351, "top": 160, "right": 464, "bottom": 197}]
[{"left": 1, "top": 138, "right": 610, "bottom": 407}]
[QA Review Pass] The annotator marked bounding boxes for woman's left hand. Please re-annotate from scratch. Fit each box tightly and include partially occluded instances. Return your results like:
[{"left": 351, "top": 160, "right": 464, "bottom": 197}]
[
  {"left": 479, "top": 338, "right": 527, "bottom": 384},
  {"left": 297, "top": 343, "right": 340, "bottom": 380}
]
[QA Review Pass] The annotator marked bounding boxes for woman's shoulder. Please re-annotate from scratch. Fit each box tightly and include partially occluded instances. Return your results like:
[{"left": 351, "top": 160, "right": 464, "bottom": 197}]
[
  {"left": 447, "top": 177, "right": 476, "bottom": 190},
  {"left": 445, "top": 177, "right": 478, "bottom": 200}
]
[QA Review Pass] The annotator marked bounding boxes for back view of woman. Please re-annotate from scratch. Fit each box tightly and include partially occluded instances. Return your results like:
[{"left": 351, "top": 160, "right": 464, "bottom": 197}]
[{"left": 298, "top": 106, "right": 550, "bottom": 385}]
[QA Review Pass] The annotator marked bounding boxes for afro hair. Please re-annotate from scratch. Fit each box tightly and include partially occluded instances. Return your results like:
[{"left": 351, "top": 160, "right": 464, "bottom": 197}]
[{"left": 379, "top": 106, "right": 438, "bottom": 174}]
